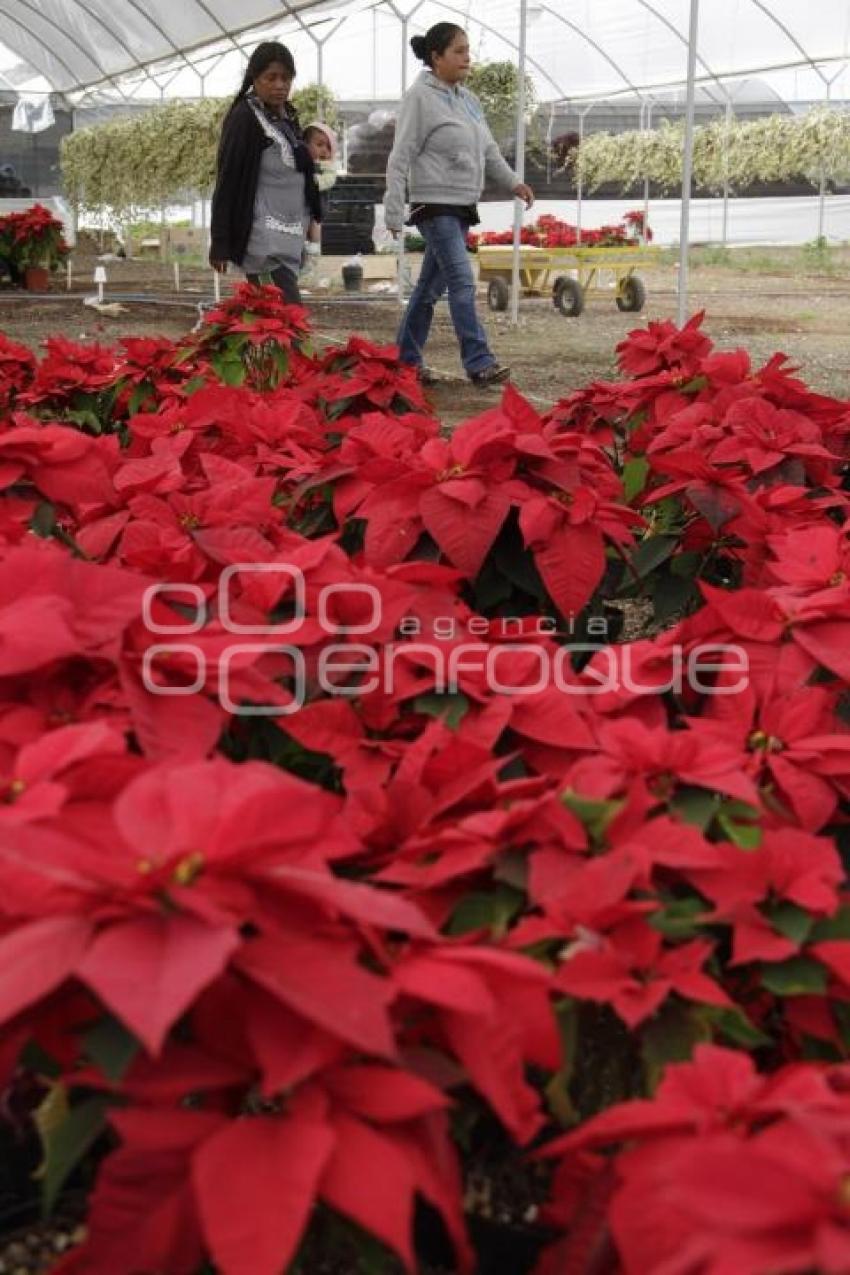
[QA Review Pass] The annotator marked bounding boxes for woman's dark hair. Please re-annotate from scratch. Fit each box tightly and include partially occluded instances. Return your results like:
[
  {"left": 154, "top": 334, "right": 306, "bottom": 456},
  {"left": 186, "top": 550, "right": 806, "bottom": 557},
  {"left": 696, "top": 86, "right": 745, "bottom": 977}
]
[
  {"left": 410, "top": 23, "right": 465, "bottom": 68},
  {"left": 229, "top": 41, "right": 297, "bottom": 112}
]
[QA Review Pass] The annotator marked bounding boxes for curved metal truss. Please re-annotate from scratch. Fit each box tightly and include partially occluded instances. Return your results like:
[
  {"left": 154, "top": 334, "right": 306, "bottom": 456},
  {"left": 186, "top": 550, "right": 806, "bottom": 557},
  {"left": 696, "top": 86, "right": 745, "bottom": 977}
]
[{"left": 0, "top": 0, "right": 847, "bottom": 106}]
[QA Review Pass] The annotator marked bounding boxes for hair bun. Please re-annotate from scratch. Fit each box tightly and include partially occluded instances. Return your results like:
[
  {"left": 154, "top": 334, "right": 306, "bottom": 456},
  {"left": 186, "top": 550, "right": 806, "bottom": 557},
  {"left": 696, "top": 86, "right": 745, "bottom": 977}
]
[{"left": 409, "top": 34, "right": 427, "bottom": 60}]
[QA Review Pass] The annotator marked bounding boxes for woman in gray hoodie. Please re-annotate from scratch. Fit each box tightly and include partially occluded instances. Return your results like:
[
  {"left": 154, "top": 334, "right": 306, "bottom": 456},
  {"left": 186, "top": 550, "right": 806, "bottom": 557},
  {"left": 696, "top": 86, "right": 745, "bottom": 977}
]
[{"left": 384, "top": 23, "right": 534, "bottom": 386}]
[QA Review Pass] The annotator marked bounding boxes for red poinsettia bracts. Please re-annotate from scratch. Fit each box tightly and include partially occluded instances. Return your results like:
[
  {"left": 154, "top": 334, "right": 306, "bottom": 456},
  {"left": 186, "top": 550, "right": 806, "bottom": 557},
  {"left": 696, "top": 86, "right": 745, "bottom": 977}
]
[
  {"left": 538, "top": 1046, "right": 850, "bottom": 1275},
  {"left": 0, "top": 293, "right": 849, "bottom": 1275}
]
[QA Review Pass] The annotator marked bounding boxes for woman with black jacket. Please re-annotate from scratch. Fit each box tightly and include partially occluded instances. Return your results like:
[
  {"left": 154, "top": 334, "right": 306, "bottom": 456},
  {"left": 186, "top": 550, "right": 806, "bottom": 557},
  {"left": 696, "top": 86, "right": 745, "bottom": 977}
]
[{"left": 209, "top": 42, "right": 321, "bottom": 305}]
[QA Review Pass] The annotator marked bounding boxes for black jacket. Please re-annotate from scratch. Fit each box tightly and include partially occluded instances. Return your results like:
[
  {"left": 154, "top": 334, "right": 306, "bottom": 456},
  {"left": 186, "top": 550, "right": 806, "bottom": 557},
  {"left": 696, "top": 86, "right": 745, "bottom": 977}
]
[{"left": 209, "top": 98, "right": 322, "bottom": 267}]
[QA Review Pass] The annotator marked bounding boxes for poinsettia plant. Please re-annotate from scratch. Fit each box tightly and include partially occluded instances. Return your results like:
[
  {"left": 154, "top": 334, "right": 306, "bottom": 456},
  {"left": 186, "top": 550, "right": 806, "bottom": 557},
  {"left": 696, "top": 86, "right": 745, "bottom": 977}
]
[
  {"left": 0, "top": 285, "right": 849, "bottom": 1275},
  {"left": 469, "top": 211, "right": 651, "bottom": 251},
  {"left": 0, "top": 203, "right": 70, "bottom": 272}
]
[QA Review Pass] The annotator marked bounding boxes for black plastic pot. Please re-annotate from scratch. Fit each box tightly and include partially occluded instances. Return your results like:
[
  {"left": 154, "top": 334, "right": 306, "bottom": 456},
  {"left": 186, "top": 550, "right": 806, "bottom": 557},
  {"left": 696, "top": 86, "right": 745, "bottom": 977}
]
[{"left": 341, "top": 262, "right": 363, "bottom": 292}]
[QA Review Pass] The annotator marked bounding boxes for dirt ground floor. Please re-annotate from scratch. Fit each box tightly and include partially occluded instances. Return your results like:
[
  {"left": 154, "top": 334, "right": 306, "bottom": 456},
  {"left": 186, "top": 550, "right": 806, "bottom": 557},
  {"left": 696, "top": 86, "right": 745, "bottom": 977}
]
[{"left": 1, "top": 246, "right": 848, "bottom": 424}]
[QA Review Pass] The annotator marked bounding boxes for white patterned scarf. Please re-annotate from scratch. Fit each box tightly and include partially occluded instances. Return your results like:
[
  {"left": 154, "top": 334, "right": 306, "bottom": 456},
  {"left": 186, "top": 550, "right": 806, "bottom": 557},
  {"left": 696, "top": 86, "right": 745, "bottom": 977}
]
[{"left": 246, "top": 96, "right": 296, "bottom": 169}]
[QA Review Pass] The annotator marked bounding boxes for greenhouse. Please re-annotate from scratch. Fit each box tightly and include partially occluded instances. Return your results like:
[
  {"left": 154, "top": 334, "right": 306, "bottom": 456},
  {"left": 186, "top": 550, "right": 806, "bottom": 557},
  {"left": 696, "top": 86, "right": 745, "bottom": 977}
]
[{"left": 1, "top": 4, "right": 850, "bottom": 1275}]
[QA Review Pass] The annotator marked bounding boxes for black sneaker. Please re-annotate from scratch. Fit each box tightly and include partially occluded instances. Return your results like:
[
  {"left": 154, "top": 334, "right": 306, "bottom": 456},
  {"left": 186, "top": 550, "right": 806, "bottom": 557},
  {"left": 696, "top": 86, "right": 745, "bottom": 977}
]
[{"left": 470, "top": 363, "right": 511, "bottom": 387}]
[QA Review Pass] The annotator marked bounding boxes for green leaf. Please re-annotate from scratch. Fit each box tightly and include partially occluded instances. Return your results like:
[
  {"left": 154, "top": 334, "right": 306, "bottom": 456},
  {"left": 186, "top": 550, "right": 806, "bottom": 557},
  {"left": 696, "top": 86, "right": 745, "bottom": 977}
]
[
  {"left": 83, "top": 1016, "right": 139, "bottom": 1082},
  {"left": 127, "top": 383, "right": 154, "bottom": 416},
  {"left": 446, "top": 886, "right": 524, "bottom": 938},
  {"left": 52, "top": 525, "right": 91, "bottom": 560},
  {"left": 761, "top": 955, "right": 827, "bottom": 997},
  {"left": 64, "top": 408, "right": 104, "bottom": 435},
  {"left": 560, "top": 790, "right": 624, "bottom": 846},
  {"left": 641, "top": 1000, "right": 712, "bottom": 1090},
  {"left": 701, "top": 1005, "right": 772, "bottom": 1050},
  {"left": 630, "top": 535, "right": 678, "bottom": 581},
  {"left": 34, "top": 1087, "right": 108, "bottom": 1216},
  {"left": 811, "top": 906, "right": 850, "bottom": 942},
  {"left": 30, "top": 501, "right": 56, "bottom": 539},
  {"left": 677, "top": 376, "right": 707, "bottom": 394},
  {"left": 20, "top": 1039, "right": 62, "bottom": 1079},
  {"left": 413, "top": 692, "right": 470, "bottom": 731},
  {"left": 645, "top": 497, "right": 684, "bottom": 537},
  {"left": 545, "top": 1000, "right": 579, "bottom": 1127},
  {"left": 622, "top": 456, "right": 649, "bottom": 503},
  {"left": 211, "top": 353, "right": 245, "bottom": 386},
  {"left": 492, "top": 852, "right": 528, "bottom": 891},
  {"left": 764, "top": 901, "right": 814, "bottom": 946},
  {"left": 492, "top": 515, "right": 547, "bottom": 601},
  {"left": 670, "top": 550, "right": 702, "bottom": 578},
  {"left": 670, "top": 786, "right": 719, "bottom": 831},
  {"left": 716, "top": 812, "right": 762, "bottom": 850},
  {"left": 182, "top": 376, "right": 208, "bottom": 395},
  {"left": 649, "top": 896, "right": 708, "bottom": 940},
  {"left": 716, "top": 798, "right": 762, "bottom": 820},
  {"left": 324, "top": 397, "right": 352, "bottom": 422}
]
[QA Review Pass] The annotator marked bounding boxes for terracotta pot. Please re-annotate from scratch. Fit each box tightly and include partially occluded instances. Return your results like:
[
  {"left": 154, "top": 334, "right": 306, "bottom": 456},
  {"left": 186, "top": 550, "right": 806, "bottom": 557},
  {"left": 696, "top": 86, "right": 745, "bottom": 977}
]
[{"left": 23, "top": 265, "right": 50, "bottom": 291}]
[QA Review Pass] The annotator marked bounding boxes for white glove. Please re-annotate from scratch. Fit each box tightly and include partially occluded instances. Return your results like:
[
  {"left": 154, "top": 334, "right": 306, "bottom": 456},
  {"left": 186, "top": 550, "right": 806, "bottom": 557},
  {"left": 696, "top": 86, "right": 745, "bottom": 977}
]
[{"left": 315, "top": 161, "right": 338, "bottom": 193}]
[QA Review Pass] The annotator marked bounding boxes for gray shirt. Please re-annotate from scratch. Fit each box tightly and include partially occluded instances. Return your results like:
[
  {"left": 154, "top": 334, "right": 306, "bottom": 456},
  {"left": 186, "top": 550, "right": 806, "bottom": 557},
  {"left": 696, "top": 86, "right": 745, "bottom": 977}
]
[
  {"left": 241, "top": 99, "right": 309, "bottom": 276},
  {"left": 384, "top": 70, "right": 519, "bottom": 233}
]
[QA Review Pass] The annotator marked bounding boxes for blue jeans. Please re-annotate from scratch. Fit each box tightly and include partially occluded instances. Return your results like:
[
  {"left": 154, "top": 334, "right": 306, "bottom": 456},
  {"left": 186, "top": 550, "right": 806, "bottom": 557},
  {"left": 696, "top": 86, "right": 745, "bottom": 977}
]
[{"left": 397, "top": 215, "right": 496, "bottom": 376}]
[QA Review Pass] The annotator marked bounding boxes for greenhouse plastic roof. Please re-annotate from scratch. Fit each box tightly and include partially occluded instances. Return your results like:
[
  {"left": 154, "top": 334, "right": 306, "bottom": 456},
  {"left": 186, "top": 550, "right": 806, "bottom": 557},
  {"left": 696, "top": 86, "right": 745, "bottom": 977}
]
[{"left": 1, "top": 0, "right": 849, "bottom": 103}]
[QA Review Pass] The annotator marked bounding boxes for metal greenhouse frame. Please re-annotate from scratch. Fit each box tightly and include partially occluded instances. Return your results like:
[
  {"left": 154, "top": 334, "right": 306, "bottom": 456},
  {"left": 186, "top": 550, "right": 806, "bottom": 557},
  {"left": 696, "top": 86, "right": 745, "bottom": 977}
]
[{"left": 2, "top": 0, "right": 848, "bottom": 323}]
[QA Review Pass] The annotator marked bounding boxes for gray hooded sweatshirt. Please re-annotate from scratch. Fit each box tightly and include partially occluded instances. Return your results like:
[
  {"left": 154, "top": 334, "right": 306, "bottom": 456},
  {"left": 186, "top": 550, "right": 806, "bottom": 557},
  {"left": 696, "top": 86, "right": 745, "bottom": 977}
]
[{"left": 383, "top": 69, "right": 519, "bottom": 233}]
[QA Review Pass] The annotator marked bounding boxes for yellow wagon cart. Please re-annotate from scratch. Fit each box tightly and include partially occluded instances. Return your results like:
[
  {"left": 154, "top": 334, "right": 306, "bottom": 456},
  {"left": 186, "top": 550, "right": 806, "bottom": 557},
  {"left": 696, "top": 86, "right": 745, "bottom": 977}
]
[{"left": 475, "top": 243, "right": 662, "bottom": 317}]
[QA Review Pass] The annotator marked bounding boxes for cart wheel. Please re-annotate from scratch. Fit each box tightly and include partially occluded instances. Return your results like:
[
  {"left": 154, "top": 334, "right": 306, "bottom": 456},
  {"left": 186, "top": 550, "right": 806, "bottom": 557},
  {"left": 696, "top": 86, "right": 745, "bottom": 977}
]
[
  {"left": 616, "top": 275, "right": 647, "bottom": 312},
  {"left": 487, "top": 278, "right": 510, "bottom": 311},
  {"left": 553, "top": 276, "right": 584, "bottom": 317}
]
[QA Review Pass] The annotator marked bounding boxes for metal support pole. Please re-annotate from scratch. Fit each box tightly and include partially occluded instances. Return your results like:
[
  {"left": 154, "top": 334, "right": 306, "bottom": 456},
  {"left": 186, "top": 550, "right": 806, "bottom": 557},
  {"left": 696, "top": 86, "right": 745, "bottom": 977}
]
[
  {"left": 642, "top": 100, "right": 654, "bottom": 244},
  {"left": 721, "top": 97, "right": 732, "bottom": 247},
  {"left": 509, "top": 0, "right": 528, "bottom": 328},
  {"left": 546, "top": 100, "right": 555, "bottom": 186},
  {"left": 372, "top": 8, "right": 378, "bottom": 99},
  {"left": 818, "top": 81, "right": 833, "bottom": 243},
  {"left": 393, "top": 1, "right": 424, "bottom": 95},
  {"left": 576, "top": 109, "right": 584, "bottom": 245},
  {"left": 677, "top": 0, "right": 700, "bottom": 328},
  {"left": 199, "top": 70, "right": 207, "bottom": 234},
  {"left": 158, "top": 86, "right": 166, "bottom": 236},
  {"left": 575, "top": 104, "right": 594, "bottom": 245},
  {"left": 288, "top": 11, "right": 348, "bottom": 118}
]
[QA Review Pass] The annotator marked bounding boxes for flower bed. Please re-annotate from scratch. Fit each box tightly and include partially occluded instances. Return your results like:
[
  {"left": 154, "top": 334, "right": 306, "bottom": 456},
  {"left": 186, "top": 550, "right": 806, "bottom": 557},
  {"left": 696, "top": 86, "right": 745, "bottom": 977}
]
[{"left": 0, "top": 290, "right": 849, "bottom": 1274}]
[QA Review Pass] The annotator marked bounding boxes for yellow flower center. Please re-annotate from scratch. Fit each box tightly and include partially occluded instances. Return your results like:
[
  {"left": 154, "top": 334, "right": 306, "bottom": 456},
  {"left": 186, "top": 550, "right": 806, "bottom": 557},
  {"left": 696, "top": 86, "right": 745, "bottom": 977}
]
[
  {"left": 136, "top": 851, "right": 204, "bottom": 886},
  {"left": 747, "top": 730, "right": 784, "bottom": 753},
  {"left": 172, "top": 852, "right": 205, "bottom": 886},
  {"left": 2, "top": 778, "right": 26, "bottom": 804}
]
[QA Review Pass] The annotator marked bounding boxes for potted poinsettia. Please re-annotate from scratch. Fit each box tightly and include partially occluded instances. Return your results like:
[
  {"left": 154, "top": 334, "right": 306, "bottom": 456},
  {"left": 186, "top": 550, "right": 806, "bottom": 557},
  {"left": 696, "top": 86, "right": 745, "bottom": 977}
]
[{"left": 1, "top": 203, "right": 70, "bottom": 290}]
